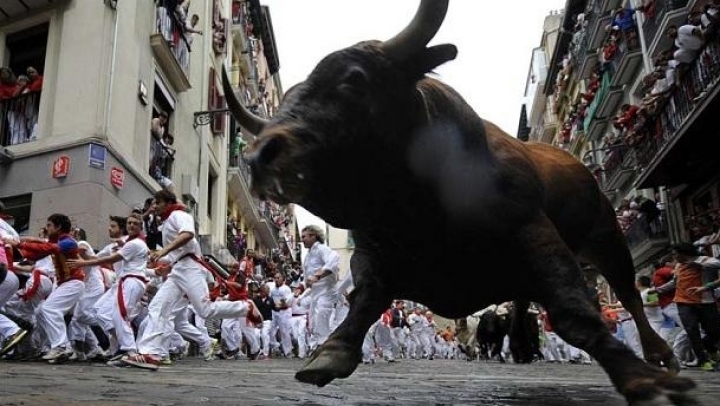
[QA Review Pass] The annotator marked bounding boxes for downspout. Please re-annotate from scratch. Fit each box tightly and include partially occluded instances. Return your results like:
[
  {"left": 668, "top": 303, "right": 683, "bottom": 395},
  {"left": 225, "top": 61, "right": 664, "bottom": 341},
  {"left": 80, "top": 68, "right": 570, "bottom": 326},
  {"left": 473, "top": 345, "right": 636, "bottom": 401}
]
[{"left": 103, "top": 1, "right": 119, "bottom": 138}]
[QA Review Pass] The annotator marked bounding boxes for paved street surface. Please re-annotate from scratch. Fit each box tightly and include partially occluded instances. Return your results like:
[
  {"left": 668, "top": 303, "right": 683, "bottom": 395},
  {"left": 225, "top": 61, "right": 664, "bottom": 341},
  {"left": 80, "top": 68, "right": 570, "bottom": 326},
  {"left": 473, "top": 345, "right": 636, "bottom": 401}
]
[{"left": 1, "top": 358, "right": 719, "bottom": 406}]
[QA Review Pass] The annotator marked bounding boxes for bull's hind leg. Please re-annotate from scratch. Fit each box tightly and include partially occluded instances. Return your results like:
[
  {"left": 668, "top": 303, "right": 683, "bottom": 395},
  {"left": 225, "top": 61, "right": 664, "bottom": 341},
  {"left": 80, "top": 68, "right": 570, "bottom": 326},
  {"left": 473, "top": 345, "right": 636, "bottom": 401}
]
[
  {"left": 509, "top": 300, "right": 534, "bottom": 363},
  {"left": 295, "top": 249, "right": 391, "bottom": 387},
  {"left": 578, "top": 210, "right": 679, "bottom": 373},
  {"left": 517, "top": 215, "right": 697, "bottom": 405}
]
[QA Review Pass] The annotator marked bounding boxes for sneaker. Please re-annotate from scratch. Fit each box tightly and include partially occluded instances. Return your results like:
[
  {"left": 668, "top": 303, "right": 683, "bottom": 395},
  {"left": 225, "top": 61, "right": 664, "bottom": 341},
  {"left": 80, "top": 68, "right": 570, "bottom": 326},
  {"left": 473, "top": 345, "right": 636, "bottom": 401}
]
[
  {"left": 106, "top": 359, "right": 130, "bottom": 368},
  {"left": 43, "top": 347, "right": 73, "bottom": 363},
  {"left": 700, "top": 361, "right": 715, "bottom": 372},
  {"left": 121, "top": 353, "right": 161, "bottom": 371},
  {"left": 159, "top": 357, "right": 173, "bottom": 366},
  {"left": 0, "top": 329, "right": 29, "bottom": 357},
  {"left": 245, "top": 301, "right": 263, "bottom": 325},
  {"left": 202, "top": 339, "right": 218, "bottom": 361},
  {"left": 247, "top": 350, "right": 261, "bottom": 361},
  {"left": 682, "top": 359, "right": 699, "bottom": 368}
]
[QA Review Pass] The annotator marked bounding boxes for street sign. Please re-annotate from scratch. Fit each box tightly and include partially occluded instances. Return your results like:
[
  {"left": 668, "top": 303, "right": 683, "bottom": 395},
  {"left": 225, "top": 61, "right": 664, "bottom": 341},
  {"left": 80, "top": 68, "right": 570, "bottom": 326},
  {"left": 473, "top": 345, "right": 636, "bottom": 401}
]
[
  {"left": 110, "top": 166, "right": 125, "bottom": 189},
  {"left": 89, "top": 143, "right": 106, "bottom": 169},
  {"left": 52, "top": 155, "right": 70, "bottom": 178}
]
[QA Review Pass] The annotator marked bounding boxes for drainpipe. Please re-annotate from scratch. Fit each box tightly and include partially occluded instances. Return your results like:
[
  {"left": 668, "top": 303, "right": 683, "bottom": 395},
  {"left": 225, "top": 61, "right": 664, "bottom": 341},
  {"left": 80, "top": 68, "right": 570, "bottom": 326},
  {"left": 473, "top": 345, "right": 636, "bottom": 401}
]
[{"left": 103, "top": 0, "right": 119, "bottom": 138}]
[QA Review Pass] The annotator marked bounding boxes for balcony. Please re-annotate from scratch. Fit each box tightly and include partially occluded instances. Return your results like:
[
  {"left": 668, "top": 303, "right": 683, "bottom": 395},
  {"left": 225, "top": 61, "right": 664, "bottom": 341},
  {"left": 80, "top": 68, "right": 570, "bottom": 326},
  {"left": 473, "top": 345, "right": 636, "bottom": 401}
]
[
  {"left": 227, "top": 155, "right": 279, "bottom": 250},
  {"left": 643, "top": 0, "right": 692, "bottom": 58},
  {"left": 608, "top": 30, "right": 643, "bottom": 87},
  {"left": 151, "top": 2, "right": 191, "bottom": 93},
  {"left": 1, "top": 91, "right": 41, "bottom": 147},
  {"left": 598, "top": 144, "right": 636, "bottom": 195},
  {"left": 633, "top": 38, "right": 720, "bottom": 188},
  {"left": 583, "top": 71, "right": 614, "bottom": 141},
  {"left": 626, "top": 211, "right": 670, "bottom": 267}
]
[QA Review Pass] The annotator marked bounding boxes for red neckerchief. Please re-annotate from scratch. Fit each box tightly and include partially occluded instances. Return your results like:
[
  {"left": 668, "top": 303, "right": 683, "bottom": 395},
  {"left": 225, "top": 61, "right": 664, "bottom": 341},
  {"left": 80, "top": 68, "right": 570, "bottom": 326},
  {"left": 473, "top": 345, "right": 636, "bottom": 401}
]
[{"left": 160, "top": 204, "right": 186, "bottom": 221}]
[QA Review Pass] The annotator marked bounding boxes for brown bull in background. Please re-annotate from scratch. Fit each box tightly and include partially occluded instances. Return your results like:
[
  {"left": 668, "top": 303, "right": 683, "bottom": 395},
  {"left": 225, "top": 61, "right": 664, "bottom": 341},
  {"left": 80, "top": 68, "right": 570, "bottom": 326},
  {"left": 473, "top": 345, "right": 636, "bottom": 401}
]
[{"left": 222, "top": 1, "right": 699, "bottom": 404}]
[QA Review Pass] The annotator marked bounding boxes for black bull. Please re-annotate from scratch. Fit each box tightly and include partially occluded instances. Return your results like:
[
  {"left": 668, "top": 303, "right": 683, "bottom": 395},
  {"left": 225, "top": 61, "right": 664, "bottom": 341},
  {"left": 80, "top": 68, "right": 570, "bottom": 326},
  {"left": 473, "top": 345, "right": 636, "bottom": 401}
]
[{"left": 222, "top": 1, "right": 698, "bottom": 404}]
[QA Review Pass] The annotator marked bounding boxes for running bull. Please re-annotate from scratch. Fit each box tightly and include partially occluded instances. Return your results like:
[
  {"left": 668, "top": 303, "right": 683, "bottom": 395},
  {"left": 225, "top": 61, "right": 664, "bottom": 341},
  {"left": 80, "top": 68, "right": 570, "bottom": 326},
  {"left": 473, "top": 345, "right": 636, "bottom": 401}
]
[{"left": 222, "top": 1, "right": 698, "bottom": 404}]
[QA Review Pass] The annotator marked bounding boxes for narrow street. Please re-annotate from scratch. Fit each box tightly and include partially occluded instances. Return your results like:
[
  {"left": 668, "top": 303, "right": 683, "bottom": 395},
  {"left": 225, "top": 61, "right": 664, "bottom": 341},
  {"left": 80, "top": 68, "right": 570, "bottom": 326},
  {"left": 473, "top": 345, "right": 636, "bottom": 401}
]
[{"left": 1, "top": 358, "right": 719, "bottom": 406}]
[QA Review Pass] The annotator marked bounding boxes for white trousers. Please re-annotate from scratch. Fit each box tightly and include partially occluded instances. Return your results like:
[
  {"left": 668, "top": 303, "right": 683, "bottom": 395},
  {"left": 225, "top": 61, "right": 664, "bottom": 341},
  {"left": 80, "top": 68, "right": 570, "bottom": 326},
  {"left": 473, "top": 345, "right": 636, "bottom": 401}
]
[
  {"left": 542, "top": 331, "right": 567, "bottom": 362},
  {"left": 259, "top": 320, "right": 272, "bottom": 356},
  {"left": 69, "top": 269, "right": 105, "bottom": 348},
  {"left": 291, "top": 315, "right": 308, "bottom": 358},
  {"left": 374, "top": 323, "right": 396, "bottom": 360},
  {"left": 661, "top": 303, "right": 692, "bottom": 361},
  {"left": 270, "top": 309, "right": 293, "bottom": 356},
  {"left": 308, "top": 293, "right": 335, "bottom": 350},
  {"left": 3, "top": 273, "right": 53, "bottom": 327},
  {"left": 0, "top": 271, "right": 20, "bottom": 340},
  {"left": 95, "top": 277, "right": 146, "bottom": 352},
  {"left": 222, "top": 316, "right": 259, "bottom": 354},
  {"left": 171, "top": 299, "right": 211, "bottom": 350},
  {"left": 136, "top": 260, "right": 248, "bottom": 355},
  {"left": 36, "top": 279, "right": 84, "bottom": 349}
]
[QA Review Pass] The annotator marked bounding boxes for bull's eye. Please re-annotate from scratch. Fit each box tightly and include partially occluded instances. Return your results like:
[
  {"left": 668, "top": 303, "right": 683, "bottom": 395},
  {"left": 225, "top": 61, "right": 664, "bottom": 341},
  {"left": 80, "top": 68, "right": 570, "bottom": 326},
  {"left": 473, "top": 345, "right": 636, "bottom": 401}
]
[{"left": 339, "top": 67, "right": 369, "bottom": 92}]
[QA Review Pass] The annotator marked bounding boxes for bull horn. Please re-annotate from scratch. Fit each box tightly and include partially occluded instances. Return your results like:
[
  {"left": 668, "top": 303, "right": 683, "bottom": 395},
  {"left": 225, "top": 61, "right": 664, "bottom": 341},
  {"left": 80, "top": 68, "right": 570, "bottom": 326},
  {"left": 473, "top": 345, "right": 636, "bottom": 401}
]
[
  {"left": 382, "top": 0, "right": 449, "bottom": 61},
  {"left": 221, "top": 65, "right": 268, "bottom": 135}
]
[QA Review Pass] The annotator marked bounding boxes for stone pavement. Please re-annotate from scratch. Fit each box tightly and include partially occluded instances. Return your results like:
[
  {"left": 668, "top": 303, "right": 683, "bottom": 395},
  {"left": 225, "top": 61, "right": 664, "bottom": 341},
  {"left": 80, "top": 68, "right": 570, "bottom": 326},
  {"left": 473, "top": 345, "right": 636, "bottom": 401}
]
[{"left": 1, "top": 358, "right": 719, "bottom": 406}]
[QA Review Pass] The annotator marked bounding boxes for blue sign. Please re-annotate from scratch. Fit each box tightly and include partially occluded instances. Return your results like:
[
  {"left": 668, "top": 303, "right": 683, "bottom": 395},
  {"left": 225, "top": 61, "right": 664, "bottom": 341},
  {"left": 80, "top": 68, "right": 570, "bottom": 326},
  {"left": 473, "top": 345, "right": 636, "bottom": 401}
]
[{"left": 89, "top": 143, "right": 106, "bottom": 169}]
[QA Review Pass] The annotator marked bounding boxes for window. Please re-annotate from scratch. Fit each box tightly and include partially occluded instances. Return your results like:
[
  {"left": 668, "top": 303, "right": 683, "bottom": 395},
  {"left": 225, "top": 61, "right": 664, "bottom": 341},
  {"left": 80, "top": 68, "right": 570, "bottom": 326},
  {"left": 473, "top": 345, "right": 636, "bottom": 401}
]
[
  {"left": 208, "top": 67, "right": 226, "bottom": 135},
  {"left": 1, "top": 23, "right": 48, "bottom": 147},
  {"left": 150, "top": 81, "right": 175, "bottom": 188},
  {"left": 207, "top": 170, "right": 217, "bottom": 219},
  {"left": 0, "top": 194, "right": 32, "bottom": 235}
]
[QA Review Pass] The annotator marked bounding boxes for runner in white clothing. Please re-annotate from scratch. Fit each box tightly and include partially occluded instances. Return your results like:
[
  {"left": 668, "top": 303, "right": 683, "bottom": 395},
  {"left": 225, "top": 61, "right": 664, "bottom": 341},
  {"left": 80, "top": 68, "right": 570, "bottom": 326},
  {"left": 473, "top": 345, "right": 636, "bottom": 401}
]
[
  {"left": 68, "top": 214, "right": 152, "bottom": 362},
  {"left": 301, "top": 225, "right": 340, "bottom": 351},
  {"left": 121, "top": 190, "right": 261, "bottom": 370}
]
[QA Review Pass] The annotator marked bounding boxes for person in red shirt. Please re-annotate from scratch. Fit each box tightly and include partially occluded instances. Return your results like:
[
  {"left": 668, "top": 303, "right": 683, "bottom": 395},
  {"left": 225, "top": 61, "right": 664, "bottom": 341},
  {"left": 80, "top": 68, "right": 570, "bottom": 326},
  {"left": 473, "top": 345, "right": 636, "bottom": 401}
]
[
  {"left": 0, "top": 67, "right": 17, "bottom": 101},
  {"left": 11, "top": 213, "right": 85, "bottom": 363},
  {"left": 25, "top": 67, "right": 43, "bottom": 93}
]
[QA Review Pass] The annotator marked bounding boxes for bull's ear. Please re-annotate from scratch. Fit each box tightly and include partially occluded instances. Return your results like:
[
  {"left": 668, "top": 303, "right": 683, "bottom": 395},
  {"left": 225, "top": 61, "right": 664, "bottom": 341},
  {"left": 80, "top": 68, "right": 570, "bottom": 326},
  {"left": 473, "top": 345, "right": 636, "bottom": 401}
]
[{"left": 411, "top": 43, "right": 458, "bottom": 73}]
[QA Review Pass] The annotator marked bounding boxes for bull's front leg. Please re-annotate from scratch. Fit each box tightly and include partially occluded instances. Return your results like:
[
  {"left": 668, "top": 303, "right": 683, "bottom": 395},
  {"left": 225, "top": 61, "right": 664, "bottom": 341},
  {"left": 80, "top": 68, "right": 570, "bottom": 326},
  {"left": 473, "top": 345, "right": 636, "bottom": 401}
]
[
  {"left": 295, "top": 249, "right": 391, "bottom": 387},
  {"left": 517, "top": 214, "right": 699, "bottom": 406}
]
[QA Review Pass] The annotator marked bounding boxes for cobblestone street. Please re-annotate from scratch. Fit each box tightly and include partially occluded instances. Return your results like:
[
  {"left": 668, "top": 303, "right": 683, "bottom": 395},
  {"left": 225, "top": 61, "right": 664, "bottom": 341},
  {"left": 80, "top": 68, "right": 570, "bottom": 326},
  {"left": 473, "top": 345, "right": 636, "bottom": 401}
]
[{"left": 1, "top": 358, "right": 719, "bottom": 406}]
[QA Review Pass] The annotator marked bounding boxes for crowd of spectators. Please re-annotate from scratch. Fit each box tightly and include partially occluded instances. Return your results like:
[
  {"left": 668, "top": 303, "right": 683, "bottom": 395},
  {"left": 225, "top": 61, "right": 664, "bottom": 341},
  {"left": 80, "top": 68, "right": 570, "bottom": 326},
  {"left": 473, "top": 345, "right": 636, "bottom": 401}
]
[
  {"left": 608, "top": 1, "right": 719, "bottom": 154},
  {"left": 0, "top": 66, "right": 44, "bottom": 145}
]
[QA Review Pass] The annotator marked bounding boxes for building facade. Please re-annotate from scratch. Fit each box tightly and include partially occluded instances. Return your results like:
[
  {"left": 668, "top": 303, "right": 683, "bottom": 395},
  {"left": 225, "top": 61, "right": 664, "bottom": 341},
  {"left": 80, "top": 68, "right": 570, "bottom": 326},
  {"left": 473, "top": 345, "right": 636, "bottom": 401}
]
[
  {"left": 524, "top": 0, "right": 720, "bottom": 270},
  {"left": 0, "top": 0, "right": 294, "bottom": 262}
]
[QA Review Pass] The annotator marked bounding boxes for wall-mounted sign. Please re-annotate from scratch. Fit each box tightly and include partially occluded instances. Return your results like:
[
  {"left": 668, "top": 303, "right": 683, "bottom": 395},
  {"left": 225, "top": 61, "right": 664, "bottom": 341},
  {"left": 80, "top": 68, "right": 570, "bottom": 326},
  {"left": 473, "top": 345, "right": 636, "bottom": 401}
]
[
  {"left": 138, "top": 80, "right": 148, "bottom": 106},
  {"left": 52, "top": 155, "right": 70, "bottom": 178},
  {"left": 110, "top": 167, "right": 125, "bottom": 189},
  {"left": 89, "top": 143, "right": 106, "bottom": 169}
]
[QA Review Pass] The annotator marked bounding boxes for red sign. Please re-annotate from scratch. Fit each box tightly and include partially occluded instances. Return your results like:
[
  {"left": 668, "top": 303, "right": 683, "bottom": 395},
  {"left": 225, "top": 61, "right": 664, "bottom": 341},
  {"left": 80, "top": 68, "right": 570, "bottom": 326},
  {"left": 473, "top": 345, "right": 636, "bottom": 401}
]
[
  {"left": 110, "top": 167, "right": 125, "bottom": 189},
  {"left": 52, "top": 155, "right": 70, "bottom": 178}
]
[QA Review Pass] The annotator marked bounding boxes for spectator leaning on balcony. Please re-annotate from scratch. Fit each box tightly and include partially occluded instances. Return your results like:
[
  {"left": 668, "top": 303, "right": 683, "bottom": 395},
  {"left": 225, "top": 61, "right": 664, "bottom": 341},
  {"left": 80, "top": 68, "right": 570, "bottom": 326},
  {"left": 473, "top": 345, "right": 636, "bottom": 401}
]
[
  {"left": 26, "top": 67, "right": 42, "bottom": 93},
  {"left": 666, "top": 24, "right": 705, "bottom": 65}
]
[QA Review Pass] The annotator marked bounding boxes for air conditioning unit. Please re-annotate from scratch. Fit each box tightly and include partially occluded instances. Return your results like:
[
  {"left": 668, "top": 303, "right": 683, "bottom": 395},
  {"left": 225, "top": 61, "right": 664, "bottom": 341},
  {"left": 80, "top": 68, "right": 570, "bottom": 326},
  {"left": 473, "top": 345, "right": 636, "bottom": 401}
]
[{"left": 181, "top": 174, "right": 199, "bottom": 203}]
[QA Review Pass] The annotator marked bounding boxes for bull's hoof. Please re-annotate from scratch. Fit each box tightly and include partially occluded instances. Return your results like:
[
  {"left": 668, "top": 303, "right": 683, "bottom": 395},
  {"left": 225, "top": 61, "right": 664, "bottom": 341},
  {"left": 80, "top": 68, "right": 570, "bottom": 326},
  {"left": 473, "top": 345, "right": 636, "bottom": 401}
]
[
  {"left": 645, "top": 352, "right": 682, "bottom": 375},
  {"left": 625, "top": 375, "right": 699, "bottom": 406},
  {"left": 295, "top": 341, "right": 361, "bottom": 387}
]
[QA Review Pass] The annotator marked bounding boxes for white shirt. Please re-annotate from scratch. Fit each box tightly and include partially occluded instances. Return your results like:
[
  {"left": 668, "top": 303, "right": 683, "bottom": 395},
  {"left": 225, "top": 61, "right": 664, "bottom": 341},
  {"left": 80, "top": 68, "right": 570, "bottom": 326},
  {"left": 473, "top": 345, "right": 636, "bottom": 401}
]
[
  {"left": 162, "top": 210, "right": 201, "bottom": 264},
  {"left": 270, "top": 283, "right": 293, "bottom": 313},
  {"left": 97, "top": 237, "right": 127, "bottom": 273},
  {"left": 117, "top": 238, "right": 149, "bottom": 278},
  {"left": 291, "top": 288, "right": 312, "bottom": 315},
  {"left": 78, "top": 240, "right": 102, "bottom": 284},
  {"left": 675, "top": 25, "right": 704, "bottom": 52},
  {"left": 34, "top": 255, "right": 56, "bottom": 279},
  {"left": 303, "top": 241, "right": 340, "bottom": 294}
]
